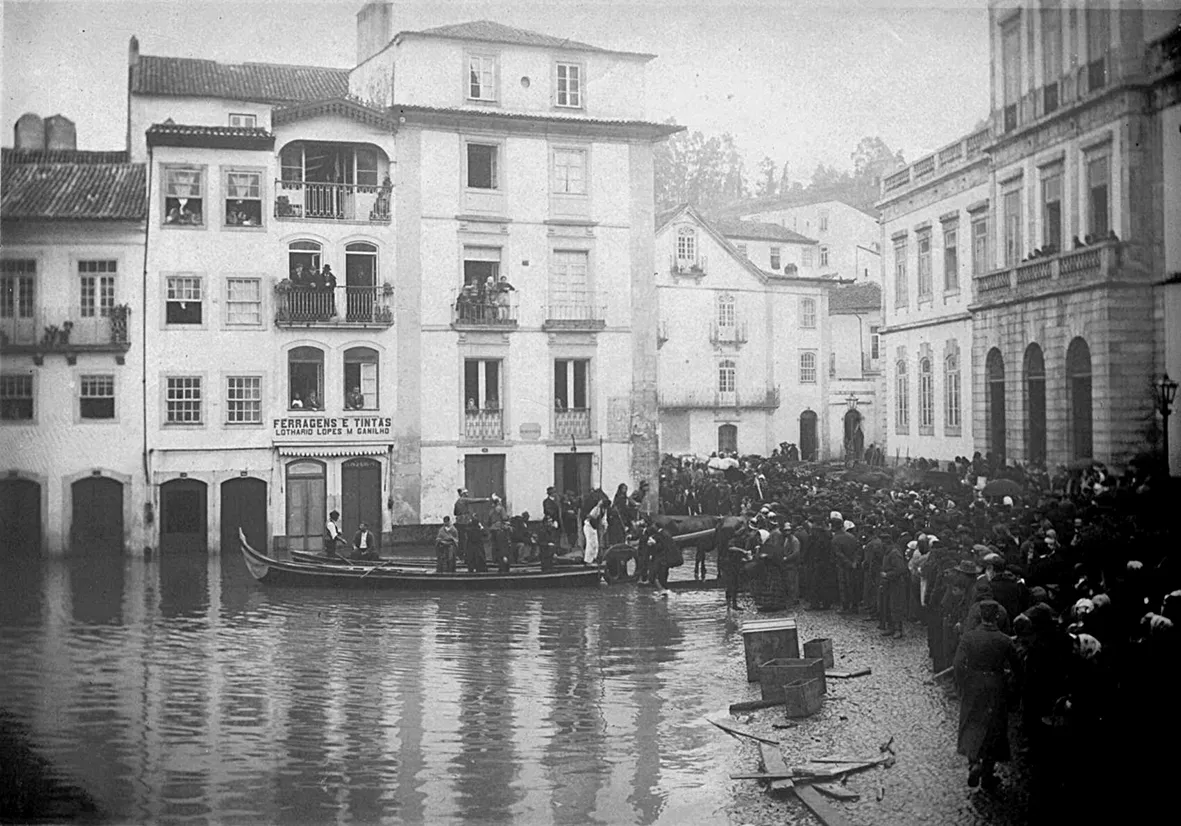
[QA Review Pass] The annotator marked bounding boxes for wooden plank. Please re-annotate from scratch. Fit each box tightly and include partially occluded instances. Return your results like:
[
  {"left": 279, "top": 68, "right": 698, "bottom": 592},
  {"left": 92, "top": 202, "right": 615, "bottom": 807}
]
[
  {"left": 730, "top": 772, "right": 796, "bottom": 781},
  {"left": 709, "top": 718, "right": 779, "bottom": 747},
  {"left": 729, "top": 698, "right": 786, "bottom": 714},
  {"left": 810, "top": 756, "right": 881, "bottom": 764},
  {"left": 813, "top": 782, "right": 860, "bottom": 801},
  {"left": 794, "top": 783, "right": 857, "bottom": 826},
  {"left": 757, "top": 742, "right": 794, "bottom": 791},
  {"left": 825, "top": 668, "right": 872, "bottom": 679}
]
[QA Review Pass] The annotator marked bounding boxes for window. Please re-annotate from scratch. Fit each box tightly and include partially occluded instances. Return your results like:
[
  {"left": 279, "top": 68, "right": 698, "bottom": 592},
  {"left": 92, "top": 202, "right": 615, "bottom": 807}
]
[
  {"left": 1002, "top": 18, "right": 1021, "bottom": 110},
  {"left": 0, "top": 374, "right": 33, "bottom": 420},
  {"left": 468, "top": 54, "right": 497, "bottom": 101},
  {"left": 225, "top": 277, "right": 262, "bottom": 326},
  {"left": 162, "top": 166, "right": 204, "bottom": 226},
  {"left": 279, "top": 143, "right": 380, "bottom": 187},
  {"left": 870, "top": 326, "right": 880, "bottom": 361},
  {"left": 918, "top": 357, "right": 934, "bottom": 431},
  {"left": 165, "top": 376, "right": 202, "bottom": 424},
  {"left": 79, "top": 260, "right": 116, "bottom": 317},
  {"left": 736, "top": 243, "right": 748, "bottom": 258},
  {"left": 1042, "top": 166, "right": 1063, "bottom": 252},
  {"left": 554, "top": 359, "right": 589, "bottom": 410},
  {"left": 1087, "top": 154, "right": 1110, "bottom": 238},
  {"left": 288, "top": 347, "right": 324, "bottom": 410},
  {"left": 1, "top": 260, "right": 35, "bottom": 323},
  {"left": 1086, "top": 6, "right": 1110, "bottom": 90},
  {"left": 943, "top": 225, "right": 959, "bottom": 291},
  {"left": 1003, "top": 187, "right": 1022, "bottom": 267},
  {"left": 165, "top": 275, "right": 203, "bottom": 325},
  {"left": 79, "top": 374, "right": 115, "bottom": 420},
  {"left": 971, "top": 216, "right": 989, "bottom": 275},
  {"left": 895, "top": 357, "right": 909, "bottom": 432},
  {"left": 770, "top": 247, "right": 781, "bottom": 270},
  {"left": 799, "top": 351, "right": 817, "bottom": 383},
  {"left": 556, "top": 62, "right": 582, "bottom": 108},
  {"left": 718, "top": 359, "right": 736, "bottom": 393},
  {"left": 716, "top": 293, "right": 736, "bottom": 328},
  {"left": 819, "top": 246, "right": 830, "bottom": 268},
  {"left": 224, "top": 169, "right": 263, "bottom": 227},
  {"left": 945, "top": 346, "right": 962, "bottom": 431},
  {"left": 917, "top": 232, "right": 932, "bottom": 299},
  {"left": 226, "top": 376, "right": 262, "bottom": 424},
  {"left": 800, "top": 297, "right": 816, "bottom": 329},
  {"left": 893, "top": 238, "right": 908, "bottom": 306},
  {"left": 676, "top": 227, "right": 697, "bottom": 262},
  {"left": 1042, "top": 5, "right": 1062, "bottom": 112},
  {"left": 464, "top": 246, "right": 502, "bottom": 289},
  {"left": 344, "top": 347, "right": 379, "bottom": 410},
  {"left": 288, "top": 240, "right": 322, "bottom": 278},
  {"left": 467, "top": 143, "right": 498, "bottom": 189},
  {"left": 819, "top": 211, "right": 829, "bottom": 232},
  {"left": 229, "top": 113, "right": 257, "bottom": 128},
  {"left": 803, "top": 247, "right": 814, "bottom": 267},
  {"left": 553, "top": 148, "right": 587, "bottom": 195},
  {"left": 465, "top": 359, "right": 502, "bottom": 411}
]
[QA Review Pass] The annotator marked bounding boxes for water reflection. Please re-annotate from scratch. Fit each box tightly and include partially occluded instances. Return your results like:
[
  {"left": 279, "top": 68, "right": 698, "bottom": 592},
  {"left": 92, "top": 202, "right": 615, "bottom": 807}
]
[{"left": 0, "top": 554, "right": 743, "bottom": 825}]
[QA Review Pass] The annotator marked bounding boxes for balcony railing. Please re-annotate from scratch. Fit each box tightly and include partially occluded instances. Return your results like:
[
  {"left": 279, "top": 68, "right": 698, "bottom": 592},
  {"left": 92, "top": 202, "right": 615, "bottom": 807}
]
[
  {"left": 973, "top": 240, "right": 1121, "bottom": 302},
  {"left": 553, "top": 408, "right": 591, "bottom": 439},
  {"left": 274, "top": 180, "right": 391, "bottom": 223},
  {"left": 669, "top": 256, "right": 707, "bottom": 277},
  {"left": 709, "top": 321, "right": 749, "bottom": 345},
  {"left": 453, "top": 293, "right": 519, "bottom": 328},
  {"left": 0, "top": 305, "right": 132, "bottom": 360},
  {"left": 465, "top": 409, "right": 503, "bottom": 441},
  {"left": 913, "top": 155, "right": 936, "bottom": 179},
  {"left": 275, "top": 285, "right": 393, "bottom": 327},
  {"left": 882, "top": 127, "right": 992, "bottom": 197},
  {"left": 658, "top": 387, "right": 780, "bottom": 410},
  {"left": 543, "top": 293, "right": 605, "bottom": 330}
]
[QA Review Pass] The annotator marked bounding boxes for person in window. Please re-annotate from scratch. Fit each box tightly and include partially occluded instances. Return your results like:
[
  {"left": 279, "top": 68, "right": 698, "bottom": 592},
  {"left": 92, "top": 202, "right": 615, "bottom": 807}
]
[
  {"left": 227, "top": 200, "right": 247, "bottom": 226},
  {"left": 494, "top": 275, "right": 515, "bottom": 320},
  {"left": 347, "top": 386, "right": 365, "bottom": 410},
  {"left": 484, "top": 396, "right": 499, "bottom": 411},
  {"left": 166, "top": 206, "right": 182, "bottom": 224},
  {"left": 351, "top": 521, "right": 379, "bottom": 561},
  {"left": 305, "top": 391, "right": 320, "bottom": 410},
  {"left": 466, "top": 397, "right": 478, "bottom": 413},
  {"left": 554, "top": 397, "right": 566, "bottom": 411},
  {"left": 290, "top": 393, "right": 304, "bottom": 409},
  {"left": 322, "top": 264, "right": 337, "bottom": 318},
  {"left": 307, "top": 266, "right": 325, "bottom": 320}
]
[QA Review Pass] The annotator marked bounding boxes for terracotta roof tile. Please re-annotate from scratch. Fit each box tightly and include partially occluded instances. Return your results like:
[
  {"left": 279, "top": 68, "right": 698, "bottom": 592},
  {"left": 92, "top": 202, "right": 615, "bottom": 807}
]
[
  {"left": 2, "top": 152, "right": 146, "bottom": 220},
  {"left": 132, "top": 55, "right": 348, "bottom": 102},
  {"left": 711, "top": 217, "right": 817, "bottom": 244},
  {"left": 828, "top": 281, "right": 882, "bottom": 312}
]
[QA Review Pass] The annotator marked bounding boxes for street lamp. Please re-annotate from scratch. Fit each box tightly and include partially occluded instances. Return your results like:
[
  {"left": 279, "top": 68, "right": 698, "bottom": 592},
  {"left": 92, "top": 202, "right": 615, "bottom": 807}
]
[
  {"left": 846, "top": 393, "right": 859, "bottom": 411},
  {"left": 1155, "top": 373, "right": 1179, "bottom": 475}
]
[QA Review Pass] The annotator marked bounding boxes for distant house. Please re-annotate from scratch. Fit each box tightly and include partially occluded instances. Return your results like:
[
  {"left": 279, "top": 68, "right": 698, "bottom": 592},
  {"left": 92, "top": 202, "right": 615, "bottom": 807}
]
[{"left": 741, "top": 200, "right": 881, "bottom": 284}]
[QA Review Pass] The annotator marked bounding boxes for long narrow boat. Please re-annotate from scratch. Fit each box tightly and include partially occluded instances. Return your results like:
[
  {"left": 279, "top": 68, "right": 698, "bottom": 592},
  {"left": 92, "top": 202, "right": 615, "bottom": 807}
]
[{"left": 240, "top": 530, "right": 602, "bottom": 590}]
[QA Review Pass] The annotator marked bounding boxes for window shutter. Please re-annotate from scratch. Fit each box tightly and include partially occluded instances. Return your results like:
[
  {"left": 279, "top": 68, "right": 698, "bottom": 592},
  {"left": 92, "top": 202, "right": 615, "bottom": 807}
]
[{"left": 361, "top": 361, "right": 378, "bottom": 408}]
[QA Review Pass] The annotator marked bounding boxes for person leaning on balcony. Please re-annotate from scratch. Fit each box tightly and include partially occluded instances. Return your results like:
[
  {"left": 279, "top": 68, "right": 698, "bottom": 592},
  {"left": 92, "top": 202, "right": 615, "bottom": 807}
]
[
  {"left": 466, "top": 397, "right": 478, "bottom": 413},
  {"left": 322, "top": 264, "right": 337, "bottom": 318},
  {"left": 346, "top": 386, "right": 365, "bottom": 410},
  {"left": 494, "top": 275, "right": 515, "bottom": 320}
]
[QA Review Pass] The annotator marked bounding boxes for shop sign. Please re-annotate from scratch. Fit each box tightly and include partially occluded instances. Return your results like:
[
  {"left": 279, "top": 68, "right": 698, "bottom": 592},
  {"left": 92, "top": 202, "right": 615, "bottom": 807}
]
[{"left": 273, "top": 415, "right": 393, "bottom": 438}]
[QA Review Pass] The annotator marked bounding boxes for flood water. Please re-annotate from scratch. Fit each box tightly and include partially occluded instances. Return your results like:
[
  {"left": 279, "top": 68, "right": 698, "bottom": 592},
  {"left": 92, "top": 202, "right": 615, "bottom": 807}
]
[{"left": 0, "top": 553, "right": 747, "bottom": 825}]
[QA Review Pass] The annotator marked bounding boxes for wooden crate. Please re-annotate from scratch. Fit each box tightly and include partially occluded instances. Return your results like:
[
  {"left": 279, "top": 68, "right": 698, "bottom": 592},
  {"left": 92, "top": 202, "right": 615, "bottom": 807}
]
[
  {"left": 758, "top": 657, "right": 826, "bottom": 701},
  {"left": 803, "top": 637, "right": 835, "bottom": 669},
  {"left": 783, "top": 677, "right": 824, "bottom": 718},
  {"left": 741, "top": 618, "right": 799, "bottom": 682}
]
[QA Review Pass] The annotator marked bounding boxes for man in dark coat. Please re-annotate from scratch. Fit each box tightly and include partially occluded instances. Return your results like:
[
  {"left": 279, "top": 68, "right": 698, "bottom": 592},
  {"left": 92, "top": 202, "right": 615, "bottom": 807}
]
[
  {"left": 880, "top": 538, "right": 908, "bottom": 638},
  {"left": 953, "top": 600, "right": 1021, "bottom": 789},
  {"left": 542, "top": 487, "right": 562, "bottom": 547},
  {"left": 832, "top": 518, "right": 860, "bottom": 613},
  {"left": 862, "top": 528, "right": 885, "bottom": 617}
]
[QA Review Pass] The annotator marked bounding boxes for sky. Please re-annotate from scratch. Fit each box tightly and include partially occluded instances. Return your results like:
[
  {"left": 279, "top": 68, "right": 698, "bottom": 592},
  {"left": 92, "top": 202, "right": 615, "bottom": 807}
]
[{"left": 2, "top": 0, "right": 996, "bottom": 181}]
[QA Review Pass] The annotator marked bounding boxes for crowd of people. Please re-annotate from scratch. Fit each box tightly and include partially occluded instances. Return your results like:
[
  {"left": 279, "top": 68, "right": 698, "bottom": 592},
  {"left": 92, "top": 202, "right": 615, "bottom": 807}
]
[{"left": 454, "top": 275, "right": 516, "bottom": 323}]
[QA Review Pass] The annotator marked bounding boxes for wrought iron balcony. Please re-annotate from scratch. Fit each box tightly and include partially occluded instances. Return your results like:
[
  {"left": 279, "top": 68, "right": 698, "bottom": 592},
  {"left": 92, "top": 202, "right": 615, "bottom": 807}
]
[
  {"left": 669, "top": 255, "right": 707, "bottom": 277},
  {"left": 972, "top": 239, "right": 1125, "bottom": 305},
  {"left": 465, "top": 409, "right": 503, "bottom": 441},
  {"left": 274, "top": 284, "right": 393, "bottom": 328},
  {"left": 0, "top": 304, "right": 132, "bottom": 363},
  {"left": 553, "top": 408, "right": 591, "bottom": 439},
  {"left": 710, "top": 321, "right": 748, "bottom": 346},
  {"left": 274, "top": 180, "right": 391, "bottom": 223},
  {"left": 543, "top": 292, "right": 605, "bottom": 330},
  {"left": 453, "top": 292, "right": 519, "bottom": 329}
]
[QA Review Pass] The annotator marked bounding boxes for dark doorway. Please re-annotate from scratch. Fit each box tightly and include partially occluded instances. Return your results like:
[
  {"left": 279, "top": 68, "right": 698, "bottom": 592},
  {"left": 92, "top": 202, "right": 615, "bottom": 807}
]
[
  {"left": 221, "top": 477, "right": 267, "bottom": 553},
  {"left": 71, "top": 476, "right": 124, "bottom": 554},
  {"left": 0, "top": 478, "right": 41, "bottom": 556},
  {"left": 465, "top": 454, "right": 506, "bottom": 525},
  {"left": 345, "top": 242, "right": 377, "bottom": 322},
  {"left": 160, "top": 478, "right": 208, "bottom": 553},
  {"left": 799, "top": 410, "right": 819, "bottom": 461},
  {"left": 554, "top": 453, "right": 593, "bottom": 499},
  {"left": 987, "top": 348, "right": 1006, "bottom": 463},
  {"left": 844, "top": 409, "right": 864, "bottom": 461},
  {"left": 1067, "top": 337, "right": 1093, "bottom": 459},
  {"left": 718, "top": 423, "right": 737, "bottom": 454},
  {"left": 285, "top": 460, "right": 326, "bottom": 552},
  {"left": 342, "top": 458, "right": 382, "bottom": 544},
  {"left": 1024, "top": 344, "right": 1046, "bottom": 466}
]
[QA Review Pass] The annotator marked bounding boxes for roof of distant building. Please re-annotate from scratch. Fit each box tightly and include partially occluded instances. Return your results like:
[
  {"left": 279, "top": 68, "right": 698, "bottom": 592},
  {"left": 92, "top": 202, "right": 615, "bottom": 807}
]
[
  {"left": 146, "top": 122, "right": 276, "bottom": 150},
  {"left": 710, "top": 217, "right": 817, "bottom": 244},
  {"left": 394, "top": 104, "right": 681, "bottom": 139},
  {"left": 132, "top": 54, "right": 349, "bottom": 102},
  {"left": 2, "top": 149, "right": 146, "bottom": 220},
  {"left": 398, "top": 20, "right": 654, "bottom": 59},
  {"left": 828, "top": 281, "right": 882, "bottom": 313}
]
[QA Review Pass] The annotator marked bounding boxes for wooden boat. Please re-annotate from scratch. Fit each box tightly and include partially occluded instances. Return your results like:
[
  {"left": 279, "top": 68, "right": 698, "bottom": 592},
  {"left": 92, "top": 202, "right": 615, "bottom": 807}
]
[
  {"left": 289, "top": 549, "right": 584, "bottom": 569},
  {"left": 240, "top": 530, "right": 603, "bottom": 590}
]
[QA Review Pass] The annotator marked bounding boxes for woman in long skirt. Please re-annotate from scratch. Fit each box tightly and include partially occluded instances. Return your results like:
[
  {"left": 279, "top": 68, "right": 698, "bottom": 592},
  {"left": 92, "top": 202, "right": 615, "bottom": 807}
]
[{"left": 583, "top": 500, "right": 603, "bottom": 565}]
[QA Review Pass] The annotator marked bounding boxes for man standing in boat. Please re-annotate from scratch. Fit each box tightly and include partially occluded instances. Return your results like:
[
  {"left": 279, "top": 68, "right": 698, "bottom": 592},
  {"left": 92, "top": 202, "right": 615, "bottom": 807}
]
[
  {"left": 453, "top": 488, "right": 490, "bottom": 565},
  {"left": 351, "top": 521, "right": 379, "bottom": 561},
  {"left": 324, "top": 510, "right": 346, "bottom": 559}
]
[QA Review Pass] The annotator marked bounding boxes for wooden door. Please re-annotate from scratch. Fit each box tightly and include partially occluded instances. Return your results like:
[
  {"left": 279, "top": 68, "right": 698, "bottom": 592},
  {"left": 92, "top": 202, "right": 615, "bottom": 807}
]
[
  {"left": 160, "top": 478, "right": 208, "bottom": 553},
  {"left": 221, "top": 477, "right": 267, "bottom": 553},
  {"left": 464, "top": 454, "right": 506, "bottom": 524},
  {"left": 553, "top": 453, "right": 592, "bottom": 499},
  {"left": 0, "top": 478, "right": 41, "bottom": 556},
  {"left": 285, "top": 460, "right": 325, "bottom": 551},
  {"left": 342, "top": 458, "right": 382, "bottom": 545},
  {"left": 71, "top": 476, "right": 124, "bottom": 554},
  {"left": 799, "top": 411, "right": 818, "bottom": 461}
]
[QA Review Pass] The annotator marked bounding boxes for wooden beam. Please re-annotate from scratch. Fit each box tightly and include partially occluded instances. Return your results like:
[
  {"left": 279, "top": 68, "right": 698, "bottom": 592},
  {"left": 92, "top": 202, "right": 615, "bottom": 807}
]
[
  {"left": 709, "top": 718, "right": 779, "bottom": 747},
  {"left": 757, "top": 742, "right": 795, "bottom": 791},
  {"left": 813, "top": 782, "right": 860, "bottom": 801},
  {"left": 794, "top": 783, "right": 857, "bottom": 826},
  {"left": 729, "top": 698, "right": 786, "bottom": 714},
  {"left": 825, "top": 668, "right": 872, "bottom": 679}
]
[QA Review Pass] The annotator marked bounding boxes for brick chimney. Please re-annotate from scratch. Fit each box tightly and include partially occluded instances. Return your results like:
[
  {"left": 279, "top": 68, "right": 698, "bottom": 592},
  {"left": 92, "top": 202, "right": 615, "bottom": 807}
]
[{"left": 356, "top": 1, "right": 394, "bottom": 66}]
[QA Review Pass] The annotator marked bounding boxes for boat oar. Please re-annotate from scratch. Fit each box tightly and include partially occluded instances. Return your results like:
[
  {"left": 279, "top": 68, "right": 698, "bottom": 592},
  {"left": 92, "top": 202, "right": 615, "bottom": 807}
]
[{"left": 358, "top": 558, "right": 401, "bottom": 579}]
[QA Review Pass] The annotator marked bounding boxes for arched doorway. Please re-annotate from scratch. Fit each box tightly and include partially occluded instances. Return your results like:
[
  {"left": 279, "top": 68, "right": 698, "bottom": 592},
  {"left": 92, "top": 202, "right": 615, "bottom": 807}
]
[
  {"left": 341, "top": 458, "right": 382, "bottom": 544},
  {"left": 799, "top": 410, "right": 819, "bottom": 461},
  {"left": 1024, "top": 344, "right": 1046, "bottom": 466},
  {"left": 71, "top": 476, "right": 124, "bottom": 554},
  {"left": 1067, "top": 337, "right": 1093, "bottom": 459},
  {"left": 286, "top": 460, "right": 326, "bottom": 552},
  {"left": 844, "top": 409, "right": 864, "bottom": 461},
  {"left": 986, "top": 348, "right": 1006, "bottom": 463},
  {"left": 0, "top": 478, "right": 41, "bottom": 556},
  {"left": 221, "top": 477, "right": 267, "bottom": 553},
  {"left": 717, "top": 423, "right": 737, "bottom": 454},
  {"left": 160, "top": 478, "right": 208, "bottom": 553}
]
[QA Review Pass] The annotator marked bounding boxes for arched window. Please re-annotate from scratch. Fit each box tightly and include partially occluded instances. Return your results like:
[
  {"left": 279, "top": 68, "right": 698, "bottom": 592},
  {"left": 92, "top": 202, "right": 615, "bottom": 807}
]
[
  {"left": 716, "top": 293, "right": 735, "bottom": 328},
  {"left": 986, "top": 347, "right": 1006, "bottom": 461},
  {"left": 718, "top": 423, "right": 737, "bottom": 454},
  {"left": 288, "top": 240, "right": 322, "bottom": 278},
  {"left": 288, "top": 346, "right": 324, "bottom": 410},
  {"left": 1066, "top": 337, "right": 1093, "bottom": 459},
  {"left": 918, "top": 357, "right": 934, "bottom": 431},
  {"left": 1024, "top": 343, "right": 1046, "bottom": 465},
  {"left": 944, "top": 343, "right": 962, "bottom": 431},
  {"left": 676, "top": 226, "right": 697, "bottom": 263},
  {"left": 895, "top": 356, "right": 909, "bottom": 432},
  {"left": 343, "top": 346, "right": 379, "bottom": 409}
]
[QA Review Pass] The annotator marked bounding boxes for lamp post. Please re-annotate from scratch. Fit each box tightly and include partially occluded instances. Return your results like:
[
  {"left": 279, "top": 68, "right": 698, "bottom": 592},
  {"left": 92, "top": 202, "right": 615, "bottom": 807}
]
[{"left": 1156, "top": 373, "right": 1179, "bottom": 476}]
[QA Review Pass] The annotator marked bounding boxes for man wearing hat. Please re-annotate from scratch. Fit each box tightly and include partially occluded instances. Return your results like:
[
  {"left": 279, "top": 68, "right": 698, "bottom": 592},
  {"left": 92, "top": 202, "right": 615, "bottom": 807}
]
[
  {"left": 939, "top": 558, "right": 982, "bottom": 666},
  {"left": 879, "top": 534, "right": 908, "bottom": 638},
  {"left": 454, "top": 487, "right": 491, "bottom": 568},
  {"left": 542, "top": 486, "right": 561, "bottom": 548},
  {"left": 832, "top": 517, "right": 861, "bottom": 614}
]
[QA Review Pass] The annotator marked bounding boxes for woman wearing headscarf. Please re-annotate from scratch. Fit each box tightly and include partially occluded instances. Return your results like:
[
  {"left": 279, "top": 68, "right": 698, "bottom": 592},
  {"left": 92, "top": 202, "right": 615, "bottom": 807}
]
[
  {"left": 582, "top": 495, "right": 604, "bottom": 565},
  {"left": 953, "top": 600, "right": 1022, "bottom": 790}
]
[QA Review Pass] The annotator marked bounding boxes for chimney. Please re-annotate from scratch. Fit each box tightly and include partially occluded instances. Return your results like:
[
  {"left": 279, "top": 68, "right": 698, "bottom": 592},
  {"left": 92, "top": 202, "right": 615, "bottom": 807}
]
[
  {"left": 14, "top": 113, "right": 45, "bottom": 151},
  {"left": 129, "top": 35, "right": 140, "bottom": 68},
  {"left": 45, "top": 115, "right": 77, "bottom": 151},
  {"left": 356, "top": 0, "right": 394, "bottom": 66}
]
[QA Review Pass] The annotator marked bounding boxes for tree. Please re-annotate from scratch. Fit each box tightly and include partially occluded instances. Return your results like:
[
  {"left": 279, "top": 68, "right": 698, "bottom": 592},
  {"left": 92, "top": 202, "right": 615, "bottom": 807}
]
[
  {"left": 756, "top": 156, "right": 778, "bottom": 198},
  {"left": 851, "top": 136, "right": 906, "bottom": 183},
  {"left": 653, "top": 121, "right": 750, "bottom": 211}
]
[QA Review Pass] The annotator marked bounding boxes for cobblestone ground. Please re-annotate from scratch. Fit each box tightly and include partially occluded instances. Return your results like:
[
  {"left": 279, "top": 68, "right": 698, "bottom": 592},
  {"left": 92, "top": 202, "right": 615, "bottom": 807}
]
[{"left": 671, "top": 578, "right": 1032, "bottom": 826}]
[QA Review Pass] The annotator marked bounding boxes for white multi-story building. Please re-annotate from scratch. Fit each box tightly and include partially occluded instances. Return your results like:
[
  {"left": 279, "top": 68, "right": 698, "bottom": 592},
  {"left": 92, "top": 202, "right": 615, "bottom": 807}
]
[
  {"left": 1, "top": 117, "right": 148, "bottom": 555},
  {"left": 742, "top": 200, "right": 881, "bottom": 283},
  {"left": 826, "top": 282, "right": 883, "bottom": 461},
  {"left": 655, "top": 206, "right": 835, "bottom": 459}
]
